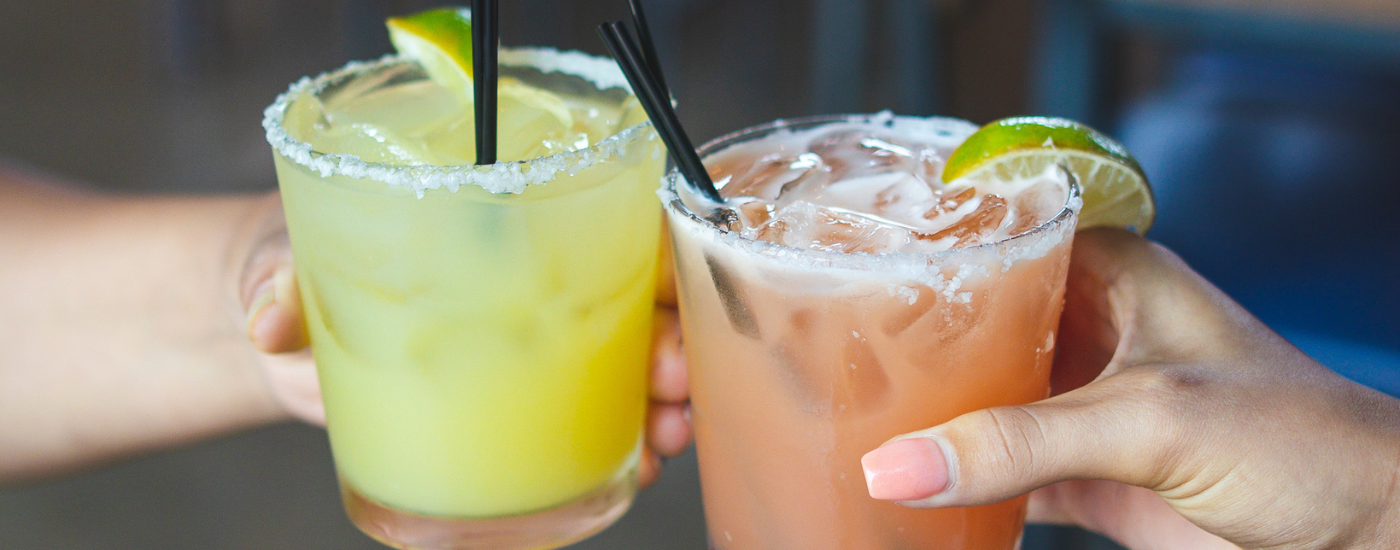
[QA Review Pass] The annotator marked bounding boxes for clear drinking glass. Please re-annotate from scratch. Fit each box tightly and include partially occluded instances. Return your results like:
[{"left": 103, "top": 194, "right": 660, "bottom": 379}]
[
  {"left": 664, "top": 114, "right": 1080, "bottom": 550},
  {"left": 262, "top": 49, "right": 666, "bottom": 550}
]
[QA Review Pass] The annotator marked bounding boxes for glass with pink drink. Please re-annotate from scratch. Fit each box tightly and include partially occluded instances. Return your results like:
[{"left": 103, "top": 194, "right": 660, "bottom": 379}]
[{"left": 664, "top": 113, "right": 1080, "bottom": 550}]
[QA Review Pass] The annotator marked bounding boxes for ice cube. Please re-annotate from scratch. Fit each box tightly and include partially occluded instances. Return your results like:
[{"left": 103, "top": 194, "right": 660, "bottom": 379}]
[
  {"left": 769, "top": 307, "right": 829, "bottom": 415},
  {"left": 770, "top": 315, "right": 892, "bottom": 415},
  {"left": 722, "top": 153, "right": 825, "bottom": 200},
  {"left": 755, "top": 201, "right": 911, "bottom": 254},
  {"left": 837, "top": 331, "right": 891, "bottom": 412},
  {"left": 810, "top": 172, "right": 942, "bottom": 229},
  {"left": 922, "top": 187, "right": 977, "bottom": 219},
  {"left": 311, "top": 122, "right": 434, "bottom": 165},
  {"left": 773, "top": 342, "right": 831, "bottom": 417},
  {"left": 859, "top": 137, "right": 914, "bottom": 164},
  {"left": 751, "top": 217, "right": 791, "bottom": 246},
  {"left": 809, "top": 129, "right": 918, "bottom": 179},
  {"left": 414, "top": 115, "right": 476, "bottom": 165},
  {"left": 807, "top": 128, "right": 873, "bottom": 157},
  {"left": 912, "top": 145, "right": 948, "bottom": 186},
  {"left": 705, "top": 255, "right": 761, "bottom": 339},
  {"left": 770, "top": 306, "right": 855, "bottom": 416},
  {"left": 882, "top": 285, "right": 938, "bottom": 336},
  {"left": 736, "top": 199, "right": 776, "bottom": 228},
  {"left": 873, "top": 175, "right": 937, "bottom": 210},
  {"left": 916, "top": 194, "right": 1009, "bottom": 248},
  {"left": 1007, "top": 179, "right": 1066, "bottom": 235}
]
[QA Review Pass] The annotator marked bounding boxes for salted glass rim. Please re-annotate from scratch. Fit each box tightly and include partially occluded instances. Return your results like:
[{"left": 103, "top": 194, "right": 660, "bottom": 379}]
[
  {"left": 660, "top": 113, "right": 1084, "bottom": 270},
  {"left": 262, "top": 47, "right": 653, "bottom": 196}
]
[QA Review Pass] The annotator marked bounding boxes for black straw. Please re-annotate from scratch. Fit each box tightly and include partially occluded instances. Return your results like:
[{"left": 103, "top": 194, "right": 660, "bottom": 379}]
[
  {"left": 471, "top": 0, "right": 498, "bottom": 165},
  {"left": 627, "top": 0, "right": 670, "bottom": 101},
  {"left": 598, "top": 22, "right": 722, "bottom": 202}
]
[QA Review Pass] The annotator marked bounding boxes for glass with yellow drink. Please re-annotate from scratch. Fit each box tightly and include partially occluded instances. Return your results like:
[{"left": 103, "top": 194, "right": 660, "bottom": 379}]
[
  {"left": 262, "top": 46, "right": 664, "bottom": 549},
  {"left": 665, "top": 114, "right": 1081, "bottom": 550}
]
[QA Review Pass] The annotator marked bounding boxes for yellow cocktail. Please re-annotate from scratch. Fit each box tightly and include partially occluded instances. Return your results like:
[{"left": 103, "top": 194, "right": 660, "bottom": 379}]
[{"left": 263, "top": 46, "right": 663, "bottom": 549}]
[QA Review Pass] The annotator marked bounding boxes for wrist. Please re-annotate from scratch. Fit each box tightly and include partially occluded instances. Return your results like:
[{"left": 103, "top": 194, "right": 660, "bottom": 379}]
[{"left": 0, "top": 188, "right": 289, "bottom": 483}]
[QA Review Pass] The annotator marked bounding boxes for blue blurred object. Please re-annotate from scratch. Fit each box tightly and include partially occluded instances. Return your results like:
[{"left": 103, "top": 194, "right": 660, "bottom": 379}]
[
  {"left": 1118, "top": 49, "right": 1400, "bottom": 360},
  {"left": 1027, "top": 4, "right": 1400, "bottom": 550},
  {"left": 1033, "top": 0, "right": 1400, "bottom": 124},
  {"left": 1032, "top": 0, "right": 1400, "bottom": 377},
  {"left": 1285, "top": 329, "right": 1400, "bottom": 397}
]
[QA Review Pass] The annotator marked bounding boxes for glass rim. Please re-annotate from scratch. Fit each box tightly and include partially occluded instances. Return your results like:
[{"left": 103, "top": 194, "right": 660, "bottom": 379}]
[
  {"left": 262, "top": 47, "right": 654, "bottom": 196},
  {"left": 661, "top": 112, "right": 1084, "bottom": 267}
]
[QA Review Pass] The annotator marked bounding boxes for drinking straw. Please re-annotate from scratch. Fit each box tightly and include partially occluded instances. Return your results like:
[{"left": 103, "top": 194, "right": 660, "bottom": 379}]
[
  {"left": 471, "top": 0, "right": 498, "bottom": 165},
  {"left": 627, "top": 0, "right": 670, "bottom": 101},
  {"left": 598, "top": 22, "right": 723, "bottom": 202}
]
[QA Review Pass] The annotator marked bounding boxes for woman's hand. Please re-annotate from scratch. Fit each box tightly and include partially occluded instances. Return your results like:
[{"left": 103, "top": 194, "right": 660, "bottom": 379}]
[
  {"left": 237, "top": 192, "right": 693, "bottom": 486},
  {"left": 860, "top": 229, "right": 1400, "bottom": 550}
]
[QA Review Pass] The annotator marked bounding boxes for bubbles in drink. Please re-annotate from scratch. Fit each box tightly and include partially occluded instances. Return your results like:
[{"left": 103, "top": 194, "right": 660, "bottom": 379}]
[{"left": 692, "top": 119, "right": 1070, "bottom": 254}]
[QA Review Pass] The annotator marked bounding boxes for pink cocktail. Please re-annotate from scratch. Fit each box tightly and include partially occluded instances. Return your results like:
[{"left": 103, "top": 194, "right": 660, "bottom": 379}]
[{"left": 665, "top": 114, "right": 1079, "bottom": 550}]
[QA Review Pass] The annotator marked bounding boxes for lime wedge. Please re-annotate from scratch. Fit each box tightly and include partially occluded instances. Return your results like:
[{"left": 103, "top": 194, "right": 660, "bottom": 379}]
[
  {"left": 498, "top": 78, "right": 574, "bottom": 133},
  {"left": 943, "top": 117, "right": 1156, "bottom": 235},
  {"left": 417, "top": 78, "right": 577, "bottom": 163},
  {"left": 387, "top": 7, "right": 475, "bottom": 100}
]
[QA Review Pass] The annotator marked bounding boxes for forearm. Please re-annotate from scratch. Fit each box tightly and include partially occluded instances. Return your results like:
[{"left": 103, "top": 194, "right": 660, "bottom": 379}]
[{"left": 0, "top": 168, "right": 285, "bottom": 484}]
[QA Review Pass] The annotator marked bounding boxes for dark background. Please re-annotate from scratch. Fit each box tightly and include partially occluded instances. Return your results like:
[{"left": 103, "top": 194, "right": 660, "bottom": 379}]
[{"left": 2, "top": 0, "right": 1398, "bottom": 548}]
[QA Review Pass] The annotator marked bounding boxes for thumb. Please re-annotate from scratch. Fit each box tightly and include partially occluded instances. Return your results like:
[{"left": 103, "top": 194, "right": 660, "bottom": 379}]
[
  {"left": 245, "top": 261, "right": 308, "bottom": 353},
  {"left": 861, "top": 370, "right": 1183, "bottom": 508},
  {"left": 238, "top": 217, "right": 308, "bottom": 354}
]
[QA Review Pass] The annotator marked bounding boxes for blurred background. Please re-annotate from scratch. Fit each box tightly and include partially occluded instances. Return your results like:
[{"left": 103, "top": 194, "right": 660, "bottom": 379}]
[{"left": 1, "top": 0, "right": 1397, "bottom": 548}]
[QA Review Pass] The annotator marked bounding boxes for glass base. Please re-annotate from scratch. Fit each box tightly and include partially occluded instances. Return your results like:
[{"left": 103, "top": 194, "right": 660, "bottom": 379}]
[
  {"left": 342, "top": 472, "right": 637, "bottom": 550},
  {"left": 705, "top": 526, "right": 1025, "bottom": 550}
]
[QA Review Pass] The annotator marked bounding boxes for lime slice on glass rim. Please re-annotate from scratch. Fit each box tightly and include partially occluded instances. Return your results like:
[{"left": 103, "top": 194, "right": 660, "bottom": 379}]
[
  {"left": 387, "top": 8, "right": 477, "bottom": 99},
  {"left": 386, "top": 7, "right": 575, "bottom": 157},
  {"left": 943, "top": 116, "right": 1156, "bottom": 235}
]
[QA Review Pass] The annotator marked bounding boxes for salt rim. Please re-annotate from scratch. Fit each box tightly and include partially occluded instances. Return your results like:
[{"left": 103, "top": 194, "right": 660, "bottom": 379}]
[
  {"left": 658, "top": 113, "right": 1084, "bottom": 280},
  {"left": 262, "top": 48, "right": 651, "bottom": 196}
]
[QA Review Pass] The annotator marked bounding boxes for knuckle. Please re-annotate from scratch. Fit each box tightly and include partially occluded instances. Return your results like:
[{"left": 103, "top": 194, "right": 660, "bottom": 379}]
[
  {"left": 967, "top": 406, "right": 1051, "bottom": 483},
  {"left": 1112, "top": 365, "right": 1206, "bottom": 477},
  {"left": 1123, "top": 364, "right": 1211, "bottom": 410}
]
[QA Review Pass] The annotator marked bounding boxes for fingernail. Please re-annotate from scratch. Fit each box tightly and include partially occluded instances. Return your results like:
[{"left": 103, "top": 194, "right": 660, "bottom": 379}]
[
  {"left": 861, "top": 438, "right": 948, "bottom": 501},
  {"left": 272, "top": 266, "right": 297, "bottom": 305},
  {"left": 246, "top": 288, "right": 275, "bottom": 335}
]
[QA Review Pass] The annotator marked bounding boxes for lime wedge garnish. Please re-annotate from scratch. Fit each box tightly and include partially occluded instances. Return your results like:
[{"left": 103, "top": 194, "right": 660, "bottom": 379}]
[
  {"left": 388, "top": 7, "right": 579, "bottom": 162},
  {"left": 943, "top": 116, "right": 1156, "bottom": 235},
  {"left": 498, "top": 79, "right": 574, "bottom": 133},
  {"left": 387, "top": 7, "right": 475, "bottom": 100},
  {"left": 417, "top": 78, "right": 577, "bottom": 163}
]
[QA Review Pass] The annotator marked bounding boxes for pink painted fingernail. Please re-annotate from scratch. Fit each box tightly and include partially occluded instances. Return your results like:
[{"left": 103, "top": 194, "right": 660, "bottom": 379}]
[{"left": 861, "top": 438, "right": 948, "bottom": 501}]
